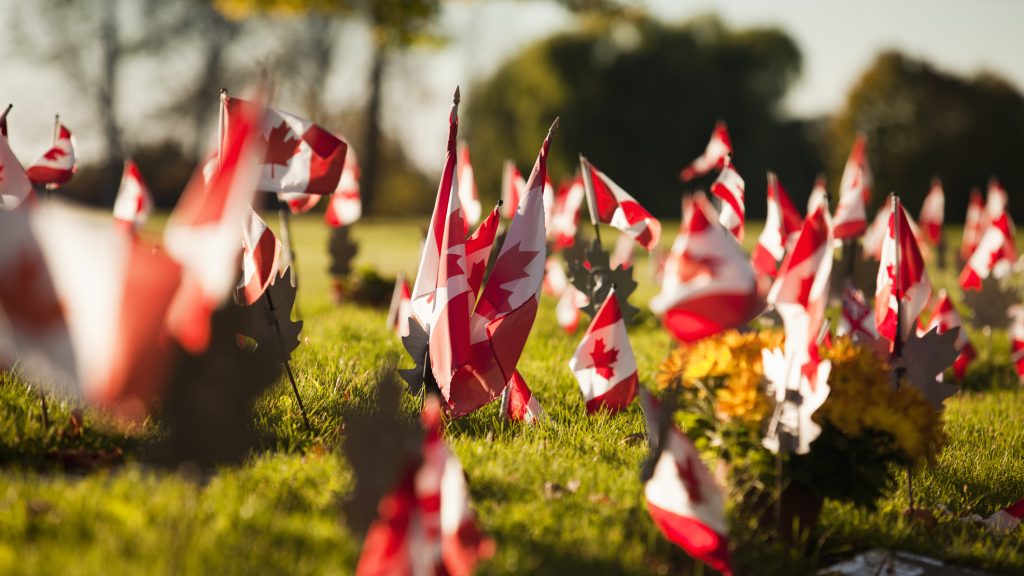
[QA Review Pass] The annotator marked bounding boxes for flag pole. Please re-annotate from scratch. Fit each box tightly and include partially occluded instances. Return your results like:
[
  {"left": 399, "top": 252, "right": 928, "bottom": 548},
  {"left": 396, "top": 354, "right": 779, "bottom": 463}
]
[
  {"left": 44, "top": 115, "right": 59, "bottom": 197},
  {"left": 0, "top": 104, "right": 11, "bottom": 130},
  {"left": 218, "top": 89, "right": 228, "bottom": 168},
  {"left": 890, "top": 193, "right": 914, "bottom": 514},
  {"left": 579, "top": 154, "right": 603, "bottom": 248},
  {"left": 263, "top": 289, "right": 313, "bottom": 435}
]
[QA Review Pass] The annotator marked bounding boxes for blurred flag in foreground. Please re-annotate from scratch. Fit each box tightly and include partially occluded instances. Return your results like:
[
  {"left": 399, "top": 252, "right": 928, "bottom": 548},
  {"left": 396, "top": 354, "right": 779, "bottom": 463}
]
[
  {"left": 356, "top": 397, "right": 494, "bottom": 576},
  {"left": 640, "top": 388, "right": 732, "bottom": 576}
]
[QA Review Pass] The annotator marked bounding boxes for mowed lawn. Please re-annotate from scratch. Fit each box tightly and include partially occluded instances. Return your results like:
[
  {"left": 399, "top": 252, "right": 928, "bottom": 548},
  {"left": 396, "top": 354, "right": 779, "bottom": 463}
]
[{"left": 0, "top": 213, "right": 1022, "bottom": 575}]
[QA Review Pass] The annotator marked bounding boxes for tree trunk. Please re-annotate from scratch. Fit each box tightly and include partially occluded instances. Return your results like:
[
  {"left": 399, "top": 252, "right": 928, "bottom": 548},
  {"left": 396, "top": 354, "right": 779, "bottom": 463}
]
[
  {"left": 98, "top": 0, "right": 122, "bottom": 203},
  {"left": 361, "top": 42, "right": 387, "bottom": 215}
]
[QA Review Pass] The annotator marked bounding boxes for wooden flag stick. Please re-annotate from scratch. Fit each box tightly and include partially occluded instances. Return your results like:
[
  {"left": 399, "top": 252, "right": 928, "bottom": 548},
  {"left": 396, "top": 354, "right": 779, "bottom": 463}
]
[
  {"left": 264, "top": 289, "right": 313, "bottom": 434},
  {"left": 44, "top": 114, "right": 59, "bottom": 195},
  {"left": 579, "top": 154, "right": 603, "bottom": 248},
  {"left": 890, "top": 194, "right": 915, "bottom": 513},
  {"left": 275, "top": 202, "right": 302, "bottom": 319}
]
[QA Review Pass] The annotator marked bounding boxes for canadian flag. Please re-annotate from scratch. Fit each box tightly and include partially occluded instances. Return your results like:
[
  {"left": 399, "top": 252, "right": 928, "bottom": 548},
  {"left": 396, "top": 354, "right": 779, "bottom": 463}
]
[
  {"left": 385, "top": 273, "right": 412, "bottom": 338},
  {"left": 325, "top": 147, "right": 362, "bottom": 227},
  {"left": 457, "top": 142, "right": 482, "bottom": 228},
  {"left": 837, "top": 283, "right": 878, "bottom": 343},
  {"left": 465, "top": 205, "right": 500, "bottom": 299},
  {"left": 556, "top": 284, "right": 588, "bottom": 333},
  {"left": 983, "top": 178, "right": 1009, "bottom": 228},
  {"left": 639, "top": 388, "right": 733, "bottom": 576},
  {"left": 832, "top": 134, "right": 871, "bottom": 239},
  {"left": 959, "top": 213, "right": 1016, "bottom": 290},
  {"left": 710, "top": 159, "right": 746, "bottom": 241},
  {"left": 356, "top": 397, "right": 494, "bottom": 576},
  {"left": 806, "top": 174, "right": 828, "bottom": 216},
  {"left": 960, "top": 188, "right": 984, "bottom": 262},
  {"left": 112, "top": 159, "right": 154, "bottom": 228},
  {"left": 224, "top": 96, "right": 347, "bottom": 195},
  {"left": 763, "top": 204, "right": 834, "bottom": 455},
  {"left": 979, "top": 498, "right": 1024, "bottom": 534},
  {"left": 549, "top": 175, "right": 585, "bottom": 250},
  {"left": 0, "top": 113, "right": 34, "bottom": 210},
  {"left": 500, "top": 370, "right": 545, "bottom": 423},
  {"left": 164, "top": 92, "right": 264, "bottom": 352},
  {"left": 917, "top": 178, "right": 944, "bottom": 245},
  {"left": 570, "top": 287, "right": 638, "bottom": 414},
  {"left": 650, "top": 193, "right": 760, "bottom": 343},
  {"left": 680, "top": 121, "right": 732, "bottom": 182},
  {"left": 26, "top": 122, "right": 77, "bottom": 187},
  {"left": 237, "top": 207, "right": 281, "bottom": 306},
  {"left": 921, "top": 289, "right": 974, "bottom": 379},
  {"left": 0, "top": 202, "right": 181, "bottom": 422},
  {"left": 875, "top": 197, "right": 931, "bottom": 345},
  {"left": 500, "top": 160, "right": 526, "bottom": 220},
  {"left": 752, "top": 171, "right": 803, "bottom": 278},
  {"left": 412, "top": 98, "right": 554, "bottom": 416},
  {"left": 582, "top": 158, "right": 661, "bottom": 251},
  {"left": 419, "top": 97, "right": 472, "bottom": 390},
  {"left": 1010, "top": 305, "right": 1024, "bottom": 382},
  {"left": 441, "top": 121, "right": 554, "bottom": 415}
]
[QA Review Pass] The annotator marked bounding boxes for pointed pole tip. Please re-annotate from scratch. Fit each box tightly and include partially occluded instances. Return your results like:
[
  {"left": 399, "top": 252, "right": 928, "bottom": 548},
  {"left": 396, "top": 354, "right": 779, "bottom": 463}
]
[
  {"left": 453, "top": 86, "right": 461, "bottom": 105},
  {"left": 549, "top": 117, "right": 560, "bottom": 135}
]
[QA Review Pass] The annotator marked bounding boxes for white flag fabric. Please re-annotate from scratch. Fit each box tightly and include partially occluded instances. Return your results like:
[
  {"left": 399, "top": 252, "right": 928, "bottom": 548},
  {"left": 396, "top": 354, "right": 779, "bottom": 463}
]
[
  {"left": 639, "top": 389, "right": 733, "bottom": 576},
  {"left": 26, "top": 123, "right": 77, "bottom": 187},
  {"left": 570, "top": 287, "right": 638, "bottom": 414},
  {"left": 112, "top": 159, "right": 154, "bottom": 228}
]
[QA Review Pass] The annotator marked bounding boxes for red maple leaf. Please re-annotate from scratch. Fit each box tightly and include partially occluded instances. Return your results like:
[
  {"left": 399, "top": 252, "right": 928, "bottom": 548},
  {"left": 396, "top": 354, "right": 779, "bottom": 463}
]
[
  {"left": 0, "top": 250, "right": 65, "bottom": 332},
  {"left": 675, "top": 454, "right": 705, "bottom": 504},
  {"left": 444, "top": 250, "right": 465, "bottom": 278},
  {"left": 261, "top": 121, "right": 302, "bottom": 178},
  {"left": 590, "top": 338, "right": 619, "bottom": 380},
  {"left": 42, "top": 147, "right": 67, "bottom": 162},
  {"left": 479, "top": 241, "right": 538, "bottom": 317},
  {"left": 0, "top": 163, "right": 5, "bottom": 183}
]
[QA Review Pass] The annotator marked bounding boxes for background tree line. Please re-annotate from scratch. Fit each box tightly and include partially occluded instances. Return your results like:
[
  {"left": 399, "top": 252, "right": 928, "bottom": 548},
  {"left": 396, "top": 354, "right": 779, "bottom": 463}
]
[{"left": 11, "top": 1, "right": 1024, "bottom": 222}]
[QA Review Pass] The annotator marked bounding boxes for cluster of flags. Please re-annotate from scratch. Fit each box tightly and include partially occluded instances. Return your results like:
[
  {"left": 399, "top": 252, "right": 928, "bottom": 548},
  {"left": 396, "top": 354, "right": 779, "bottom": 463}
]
[
  {"left": 4, "top": 85, "right": 1023, "bottom": 575},
  {"left": 0, "top": 90, "right": 360, "bottom": 421}
]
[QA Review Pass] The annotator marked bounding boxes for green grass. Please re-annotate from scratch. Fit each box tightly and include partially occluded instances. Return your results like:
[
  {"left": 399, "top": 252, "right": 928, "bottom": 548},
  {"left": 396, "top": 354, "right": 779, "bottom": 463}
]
[{"left": 0, "top": 214, "right": 1022, "bottom": 575}]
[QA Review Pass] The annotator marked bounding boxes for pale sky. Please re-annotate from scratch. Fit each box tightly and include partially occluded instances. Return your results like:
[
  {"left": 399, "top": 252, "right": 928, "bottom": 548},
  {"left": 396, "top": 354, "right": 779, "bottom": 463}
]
[{"left": 2, "top": 0, "right": 1023, "bottom": 174}]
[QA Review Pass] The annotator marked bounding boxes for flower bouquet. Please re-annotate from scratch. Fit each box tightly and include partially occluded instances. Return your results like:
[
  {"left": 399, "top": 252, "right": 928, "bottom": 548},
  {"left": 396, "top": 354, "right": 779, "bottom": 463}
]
[{"left": 656, "top": 330, "right": 946, "bottom": 532}]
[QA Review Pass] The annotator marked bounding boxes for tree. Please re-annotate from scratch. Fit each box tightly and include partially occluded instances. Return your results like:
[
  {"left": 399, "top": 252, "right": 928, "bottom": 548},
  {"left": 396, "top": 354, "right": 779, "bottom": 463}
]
[
  {"left": 12, "top": 0, "right": 206, "bottom": 203},
  {"left": 465, "top": 14, "right": 822, "bottom": 218},
  {"left": 831, "top": 51, "right": 1024, "bottom": 222},
  {"left": 213, "top": 0, "right": 442, "bottom": 214}
]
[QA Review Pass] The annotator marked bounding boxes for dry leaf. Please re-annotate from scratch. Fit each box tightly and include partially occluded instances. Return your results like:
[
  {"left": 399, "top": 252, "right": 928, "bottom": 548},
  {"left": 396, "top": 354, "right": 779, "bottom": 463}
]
[
  {"left": 565, "top": 238, "right": 639, "bottom": 324},
  {"left": 962, "top": 275, "right": 1021, "bottom": 328},
  {"left": 238, "top": 269, "right": 303, "bottom": 363},
  {"left": 340, "top": 361, "right": 422, "bottom": 536},
  {"left": 902, "top": 326, "right": 960, "bottom": 409},
  {"left": 150, "top": 305, "right": 282, "bottom": 469}
]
